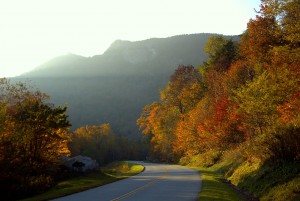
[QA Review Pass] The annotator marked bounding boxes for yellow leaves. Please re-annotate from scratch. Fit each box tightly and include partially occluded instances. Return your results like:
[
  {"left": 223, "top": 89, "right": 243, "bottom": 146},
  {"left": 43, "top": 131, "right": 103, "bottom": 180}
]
[
  {"left": 99, "top": 123, "right": 112, "bottom": 135},
  {"left": 55, "top": 139, "right": 71, "bottom": 156},
  {"left": 138, "top": 97, "right": 183, "bottom": 161},
  {"left": 69, "top": 123, "right": 122, "bottom": 164},
  {"left": 73, "top": 124, "right": 113, "bottom": 140},
  {"left": 137, "top": 102, "right": 160, "bottom": 136},
  {"left": 280, "top": 0, "right": 300, "bottom": 45}
]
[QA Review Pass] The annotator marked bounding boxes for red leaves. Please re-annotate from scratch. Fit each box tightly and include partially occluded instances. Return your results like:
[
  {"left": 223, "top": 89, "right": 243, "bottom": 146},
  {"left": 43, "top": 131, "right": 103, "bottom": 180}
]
[
  {"left": 214, "top": 96, "right": 230, "bottom": 124},
  {"left": 277, "top": 92, "right": 300, "bottom": 124}
]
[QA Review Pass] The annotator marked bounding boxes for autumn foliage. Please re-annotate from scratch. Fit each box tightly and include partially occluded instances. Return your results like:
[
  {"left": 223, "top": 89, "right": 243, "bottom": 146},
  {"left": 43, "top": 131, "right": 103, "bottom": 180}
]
[
  {"left": 0, "top": 79, "right": 71, "bottom": 199},
  {"left": 69, "top": 123, "right": 148, "bottom": 165},
  {"left": 138, "top": 0, "right": 300, "bottom": 164}
]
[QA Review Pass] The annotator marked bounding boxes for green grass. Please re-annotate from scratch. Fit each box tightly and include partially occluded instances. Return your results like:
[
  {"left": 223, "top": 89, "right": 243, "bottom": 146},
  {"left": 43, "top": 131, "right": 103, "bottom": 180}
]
[
  {"left": 227, "top": 160, "right": 300, "bottom": 201},
  {"left": 196, "top": 167, "right": 243, "bottom": 201},
  {"left": 21, "top": 161, "right": 144, "bottom": 201},
  {"left": 191, "top": 148, "right": 300, "bottom": 201},
  {"left": 101, "top": 161, "right": 144, "bottom": 177},
  {"left": 182, "top": 146, "right": 300, "bottom": 201},
  {"left": 181, "top": 153, "right": 243, "bottom": 200}
]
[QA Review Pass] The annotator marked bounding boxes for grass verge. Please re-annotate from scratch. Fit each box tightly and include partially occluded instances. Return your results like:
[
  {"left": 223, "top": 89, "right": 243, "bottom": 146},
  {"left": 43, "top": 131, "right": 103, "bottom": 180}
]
[
  {"left": 195, "top": 167, "right": 243, "bottom": 201},
  {"left": 21, "top": 161, "right": 144, "bottom": 201},
  {"left": 227, "top": 160, "right": 300, "bottom": 201},
  {"left": 185, "top": 148, "right": 300, "bottom": 201}
]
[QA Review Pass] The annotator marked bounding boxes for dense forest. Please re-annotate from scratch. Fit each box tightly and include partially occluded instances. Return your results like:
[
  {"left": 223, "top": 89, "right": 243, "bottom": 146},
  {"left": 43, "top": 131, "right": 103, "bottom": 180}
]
[{"left": 138, "top": 0, "right": 299, "bottom": 200}]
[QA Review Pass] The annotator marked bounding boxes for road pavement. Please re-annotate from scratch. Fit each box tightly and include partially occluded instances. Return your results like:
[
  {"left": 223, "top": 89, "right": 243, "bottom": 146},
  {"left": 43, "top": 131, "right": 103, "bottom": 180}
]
[{"left": 53, "top": 162, "right": 201, "bottom": 201}]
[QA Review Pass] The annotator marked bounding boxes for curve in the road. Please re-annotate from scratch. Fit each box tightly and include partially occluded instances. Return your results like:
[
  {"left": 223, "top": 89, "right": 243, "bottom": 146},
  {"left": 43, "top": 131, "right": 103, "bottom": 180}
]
[{"left": 53, "top": 162, "right": 202, "bottom": 201}]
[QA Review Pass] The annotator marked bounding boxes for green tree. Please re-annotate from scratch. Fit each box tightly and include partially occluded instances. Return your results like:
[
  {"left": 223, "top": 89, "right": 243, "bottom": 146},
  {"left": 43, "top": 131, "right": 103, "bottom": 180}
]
[{"left": 203, "top": 35, "right": 237, "bottom": 72}]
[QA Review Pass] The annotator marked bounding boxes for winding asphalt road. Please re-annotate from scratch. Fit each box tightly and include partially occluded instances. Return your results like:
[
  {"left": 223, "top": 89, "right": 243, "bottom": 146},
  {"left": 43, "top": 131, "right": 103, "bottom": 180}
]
[{"left": 53, "top": 162, "right": 202, "bottom": 201}]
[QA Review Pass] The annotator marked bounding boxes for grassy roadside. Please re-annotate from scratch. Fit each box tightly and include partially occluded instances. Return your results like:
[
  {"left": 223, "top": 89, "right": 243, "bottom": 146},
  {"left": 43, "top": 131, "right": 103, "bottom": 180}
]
[
  {"left": 21, "top": 161, "right": 144, "bottom": 201},
  {"left": 183, "top": 147, "right": 300, "bottom": 201},
  {"left": 194, "top": 167, "right": 242, "bottom": 201}
]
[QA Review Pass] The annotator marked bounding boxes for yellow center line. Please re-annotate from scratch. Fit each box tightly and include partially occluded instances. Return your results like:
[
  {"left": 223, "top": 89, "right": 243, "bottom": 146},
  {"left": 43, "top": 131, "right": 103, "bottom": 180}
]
[{"left": 110, "top": 167, "right": 169, "bottom": 201}]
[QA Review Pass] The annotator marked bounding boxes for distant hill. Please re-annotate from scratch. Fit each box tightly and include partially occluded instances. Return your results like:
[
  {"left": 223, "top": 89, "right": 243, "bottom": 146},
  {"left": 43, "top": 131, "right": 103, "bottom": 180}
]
[
  {"left": 16, "top": 33, "right": 238, "bottom": 137},
  {"left": 21, "top": 34, "right": 214, "bottom": 77}
]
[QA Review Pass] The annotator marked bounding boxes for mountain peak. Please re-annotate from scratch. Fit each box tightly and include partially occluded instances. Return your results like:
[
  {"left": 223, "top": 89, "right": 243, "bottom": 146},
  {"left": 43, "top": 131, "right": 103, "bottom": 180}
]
[
  {"left": 20, "top": 33, "right": 238, "bottom": 78},
  {"left": 105, "top": 40, "right": 131, "bottom": 53}
]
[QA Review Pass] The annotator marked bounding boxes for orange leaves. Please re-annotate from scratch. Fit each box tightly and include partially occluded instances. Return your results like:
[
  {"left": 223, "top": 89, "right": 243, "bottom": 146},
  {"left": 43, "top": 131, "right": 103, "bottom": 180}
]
[
  {"left": 277, "top": 92, "right": 300, "bottom": 125},
  {"left": 173, "top": 120, "right": 189, "bottom": 155},
  {"left": 240, "top": 16, "right": 279, "bottom": 66},
  {"left": 0, "top": 79, "right": 72, "bottom": 176},
  {"left": 225, "top": 60, "right": 254, "bottom": 91},
  {"left": 173, "top": 104, "right": 204, "bottom": 156},
  {"left": 137, "top": 102, "right": 159, "bottom": 136},
  {"left": 138, "top": 1, "right": 300, "bottom": 163},
  {"left": 164, "top": 65, "right": 203, "bottom": 114},
  {"left": 137, "top": 65, "right": 205, "bottom": 161}
]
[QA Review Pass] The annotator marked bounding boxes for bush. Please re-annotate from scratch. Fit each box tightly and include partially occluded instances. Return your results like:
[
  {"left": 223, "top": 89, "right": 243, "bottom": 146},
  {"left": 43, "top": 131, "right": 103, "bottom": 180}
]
[
  {"left": 27, "top": 175, "right": 55, "bottom": 194},
  {"left": 267, "top": 127, "right": 300, "bottom": 161},
  {"left": 0, "top": 174, "right": 55, "bottom": 200},
  {"left": 215, "top": 147, "right": 245, "bottom": 178},
  {"left": 180, "top": 149, "right": 223, "bottom": 168}
]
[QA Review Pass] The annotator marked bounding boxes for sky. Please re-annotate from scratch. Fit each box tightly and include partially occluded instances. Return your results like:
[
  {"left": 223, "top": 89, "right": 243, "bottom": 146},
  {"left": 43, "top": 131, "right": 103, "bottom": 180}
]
[{"left": 0, "top": 0, "right": 261, "bottom": 78}]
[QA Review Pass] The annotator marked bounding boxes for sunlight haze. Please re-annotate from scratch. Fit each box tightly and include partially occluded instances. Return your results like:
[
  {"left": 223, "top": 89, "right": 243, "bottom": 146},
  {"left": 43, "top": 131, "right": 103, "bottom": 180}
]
[{"left": 0, "top": 0, "right": 261, "bottom": 77}]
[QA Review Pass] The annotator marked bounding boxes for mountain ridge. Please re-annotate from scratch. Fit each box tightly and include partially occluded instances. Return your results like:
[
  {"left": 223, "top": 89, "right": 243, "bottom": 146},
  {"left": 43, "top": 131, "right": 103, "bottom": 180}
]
[
  {"left": 16, "top": 33, "right": 238, "bottom": 136},
  {"left": 20, "top": 33, "right": 227, "bottom": 78}
]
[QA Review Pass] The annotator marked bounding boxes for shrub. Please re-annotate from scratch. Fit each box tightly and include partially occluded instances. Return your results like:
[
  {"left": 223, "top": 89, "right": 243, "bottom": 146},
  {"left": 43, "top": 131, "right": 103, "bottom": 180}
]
[
  {"left": 0, "top": 174, "right": 55, "bottom": 200},
  {"left": 180, "top": 149, "right": 223, "bottom": 168}
]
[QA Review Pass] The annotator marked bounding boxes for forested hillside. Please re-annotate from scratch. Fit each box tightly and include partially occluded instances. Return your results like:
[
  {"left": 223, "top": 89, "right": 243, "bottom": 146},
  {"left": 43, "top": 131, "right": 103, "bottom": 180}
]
[
  {"left": 16, "top": 34, "right": 237, "bottom": 136},
  {"left": 138, "top": 0, "right": 300, "bottom": 200}
]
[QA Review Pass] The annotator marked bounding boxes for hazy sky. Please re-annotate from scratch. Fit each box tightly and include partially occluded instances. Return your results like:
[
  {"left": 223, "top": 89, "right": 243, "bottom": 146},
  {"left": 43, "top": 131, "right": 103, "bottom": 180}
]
[{"left": 0, "top": 0, "right": 261, "bottom": 78}]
